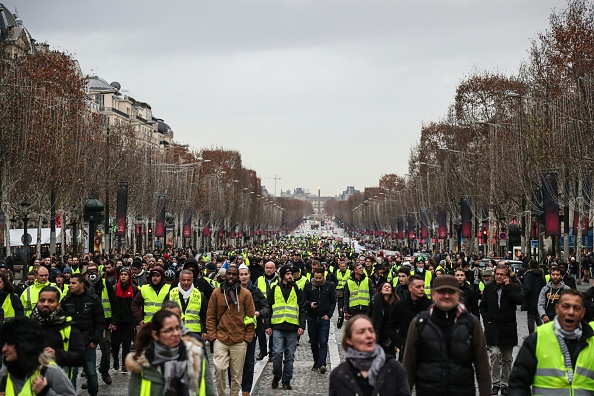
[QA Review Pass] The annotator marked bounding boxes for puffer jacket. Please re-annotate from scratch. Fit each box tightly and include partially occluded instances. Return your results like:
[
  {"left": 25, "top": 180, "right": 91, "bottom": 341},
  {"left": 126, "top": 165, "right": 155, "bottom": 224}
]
[
  {"left": 61, "top": 287, "right": 105, "bottom": 345},
  {"left": 125, "top": 335, "right": 216, "bottom": 396}
]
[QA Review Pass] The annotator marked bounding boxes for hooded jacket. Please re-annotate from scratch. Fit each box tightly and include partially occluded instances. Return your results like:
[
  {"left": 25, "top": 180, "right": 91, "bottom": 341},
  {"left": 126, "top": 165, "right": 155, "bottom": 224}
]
[
  {"left": 206, "top": 284, "right": 255, "bottom": 345},
  {"left": 537, "top": 280, "right": 571, "bottom": 319}
]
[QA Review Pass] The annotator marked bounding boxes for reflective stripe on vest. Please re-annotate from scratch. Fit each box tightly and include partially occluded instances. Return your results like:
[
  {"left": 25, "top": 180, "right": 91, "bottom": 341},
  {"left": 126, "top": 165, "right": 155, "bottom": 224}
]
[
  {"left": 271, "top": 286, "right": 299, "bottom": 326},
  {"left": 2, "top": 294, "right": 15, "bottom": 320},
  {"left": 140, "top": 284, "right": 171, "bottom": 323},
  {"left": 347, "top": 279, "right": 370, "bottom": 308},
  {"left": 336, "top": 270, "right": 351, "bottom": 290},
  {"left": 256, "top": 276, "right": 277, "bottom": 298},
  {"left": 140, "top": 354, "right": 207, "bottom": 396},
  {"left": 170, "top": 288, "right": 203, "bottom": 333},
  {"left": 533, "top": 321, "right": 594, "bottom": 395},
  {"left": 101, "top": 286, "right": 112, "bottom": 319}
]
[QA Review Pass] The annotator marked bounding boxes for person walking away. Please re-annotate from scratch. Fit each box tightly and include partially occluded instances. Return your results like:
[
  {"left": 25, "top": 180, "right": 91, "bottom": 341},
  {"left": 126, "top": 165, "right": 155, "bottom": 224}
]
[
  {"left": 367, "top": 282, "right": 398, "bottom": 357},
  {"left": 303, "top": 267, "right": 336, "bottom": 373},
  {"left": 265, "top": 265, "right": 306, "bottom": 390},
  {"left": 126, "top": 309, "right": 216, "bottom": 396},
  {"left": 238, "top": 264, "right": 268, "bottom": 396},
  {"left": 329, "top": 315, "right": 410, "bottom": 396},
  {"left": 537, "top": 265, "right": 571, "bottom": 325},
  {"left": 61, "top": 274, "right": 105, "bottom": 396},
  {"left": 0, "top": 317, "right": 77, "bottom": 396},
  {"left": 479, "top": 264, "right": 523, "bottom": 395},
  {"left": 520, "top": 259, "right": 546, "bottom": 333},
  {"left": 403, "top": 275, "right": 491, "bottom": 396},
  {"left": 508, "top": 289, "right": 594, "bottom": 395},
  {"left": 206, "top": 266, "right": 255, "bottom": 396},
  {"left": 112, "top": 267, "right": 137, "bottom": 373}
]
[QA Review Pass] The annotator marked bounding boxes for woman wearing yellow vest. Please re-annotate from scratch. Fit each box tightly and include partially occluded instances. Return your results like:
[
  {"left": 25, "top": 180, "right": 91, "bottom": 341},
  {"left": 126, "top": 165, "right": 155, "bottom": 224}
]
[
  {"left": 126, "top": 309, "right": 215, "bottom": 396},
  {"left": 0, "top": 316, "right": 76, "bottom": 395},
  {"left": 0, "top": 273, "right": 24, "bottom": 322}
]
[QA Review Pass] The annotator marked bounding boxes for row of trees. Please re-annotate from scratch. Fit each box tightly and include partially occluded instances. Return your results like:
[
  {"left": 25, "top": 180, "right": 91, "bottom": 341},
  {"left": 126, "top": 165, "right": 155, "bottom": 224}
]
[
  {"left": 328, "top": 0, "right": 594, "bottom": 257},
  {"left": 0, "top": 47, "right": 311, "bottom": 255}
]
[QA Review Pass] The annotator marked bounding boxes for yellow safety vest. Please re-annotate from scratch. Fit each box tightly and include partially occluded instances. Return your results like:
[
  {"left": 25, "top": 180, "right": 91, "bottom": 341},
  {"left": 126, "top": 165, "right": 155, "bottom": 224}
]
[
  {"left": 58, "top": 319, "right": 73, "bottom": 379},
  {"left": 21, "top": 282, "right": 54, "bottom": 317},
  {"left": 347, "top": 279, "right": 370, "bottom": 308},
  {"left": 139, "top": 356, "right": 207, "bottom": 396},
  {"left": 169, "top": 288, "right": 203, "bottom": 333},
  {"left": 335, "top": 270, "right": 351, "bottom": 290},
  {"left": 306, "top": 270, "right": 328, "bottom": 281},
  {"left": 270, "top": 285, "right": 300, "bottom": 326},
  {"left": 533, "top": 321, "right": 594, "bottom": 395},
  {"left": 256, "top": 276, "right": 277, "bottom": 298},
  {"left": 244, "top": 315, "right": 257, "bottom": 329},
  {"left": 100, "top": 286, "right": 112, "bottom": 319},
  {"left": 294, "top": 276, "right": 307, "bottom": 290},
  {"left": 424, "top": 271, "right": 432, "bottom": 298},
  {"left": 2, "top": 294, "right": 15, "bottom": 321},
  {"left": 140, "top": 284, "right": 171, "bottom": 323}
]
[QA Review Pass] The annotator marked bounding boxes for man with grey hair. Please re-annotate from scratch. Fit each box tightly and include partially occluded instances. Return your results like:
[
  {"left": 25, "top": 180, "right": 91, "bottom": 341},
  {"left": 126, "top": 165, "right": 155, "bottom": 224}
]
[{"left": 166, "top": 269, "right": 207, "bottom": 339}]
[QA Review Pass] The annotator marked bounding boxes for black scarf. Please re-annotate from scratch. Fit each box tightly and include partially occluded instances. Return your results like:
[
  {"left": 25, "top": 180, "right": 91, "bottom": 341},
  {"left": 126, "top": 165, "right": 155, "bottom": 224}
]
[{"left": 221, "top": 282, "right": 241, "bottom": 306}]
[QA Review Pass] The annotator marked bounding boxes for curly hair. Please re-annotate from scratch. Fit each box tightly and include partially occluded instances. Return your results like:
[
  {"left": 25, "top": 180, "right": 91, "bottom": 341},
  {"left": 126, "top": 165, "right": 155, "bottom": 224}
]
[{"left": 1, "top": 317, "right": 45, "bottom": 374}]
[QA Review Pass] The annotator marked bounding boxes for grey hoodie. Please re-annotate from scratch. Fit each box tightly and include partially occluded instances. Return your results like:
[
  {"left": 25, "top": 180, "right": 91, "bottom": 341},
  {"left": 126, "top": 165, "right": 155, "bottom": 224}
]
[{"left": 537, "top": 281, "right": 571, "bottom": 319}]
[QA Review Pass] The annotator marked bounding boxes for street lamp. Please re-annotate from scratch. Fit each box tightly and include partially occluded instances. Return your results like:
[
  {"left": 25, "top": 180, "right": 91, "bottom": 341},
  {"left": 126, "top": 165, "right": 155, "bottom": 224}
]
[{"left": 20, "top": 199, "right": 32, "bottom": 279}]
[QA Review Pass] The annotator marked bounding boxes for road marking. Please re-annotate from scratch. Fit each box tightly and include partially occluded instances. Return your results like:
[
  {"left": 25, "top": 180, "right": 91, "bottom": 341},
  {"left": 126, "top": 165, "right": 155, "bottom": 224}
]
[{"left": 328, "top": 319, "right": 340, "bottom": 369}]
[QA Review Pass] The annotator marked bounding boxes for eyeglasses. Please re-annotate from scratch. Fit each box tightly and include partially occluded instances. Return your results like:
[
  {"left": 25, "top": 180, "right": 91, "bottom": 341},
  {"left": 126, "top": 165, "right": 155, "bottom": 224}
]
[{"left": 159, "top": 326, "right": 182, "bottom": 334}]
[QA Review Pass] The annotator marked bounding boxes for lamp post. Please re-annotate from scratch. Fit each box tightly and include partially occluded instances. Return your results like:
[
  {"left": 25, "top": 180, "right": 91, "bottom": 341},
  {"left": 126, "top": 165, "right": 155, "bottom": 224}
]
[{"left": 20, "top": 199, "right": 32, "bottom": 279}]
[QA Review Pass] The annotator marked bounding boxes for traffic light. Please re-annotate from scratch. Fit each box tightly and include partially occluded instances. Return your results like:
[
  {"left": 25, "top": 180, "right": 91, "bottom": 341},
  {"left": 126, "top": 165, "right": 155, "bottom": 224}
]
[
  {"left": 482, "top": 227, "right": 488, "bottom": 244},
  {"left": 148, "top": 225, "right": 153, "bottom": 237}
]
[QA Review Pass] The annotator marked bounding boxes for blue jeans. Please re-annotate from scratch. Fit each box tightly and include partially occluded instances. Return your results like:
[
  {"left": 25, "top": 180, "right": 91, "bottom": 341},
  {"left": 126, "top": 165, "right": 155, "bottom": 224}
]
[
  {"left": 241, "top": 337, "right": 257, "bottom": 392},
  {"left": 272, "top": 329, "right": 298, "bottom": 382},
  {"left": 307, "top": 317, "right": 330, "bottom": 366},
  {"left": 72, "top": 347, "right": 98, "bottom": 396}
]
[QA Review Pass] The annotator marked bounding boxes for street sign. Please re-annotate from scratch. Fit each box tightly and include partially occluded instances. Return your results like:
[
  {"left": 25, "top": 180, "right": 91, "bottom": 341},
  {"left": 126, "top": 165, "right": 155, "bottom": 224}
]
[
  {"left": 499, "top": 232, "right": 507, "bottom": 240},
  {"left": 499, "top": 241, "right": 506, "bottom": 246},
  {"left": 531, "top": 240, "right": 538, "bottom": 248}
]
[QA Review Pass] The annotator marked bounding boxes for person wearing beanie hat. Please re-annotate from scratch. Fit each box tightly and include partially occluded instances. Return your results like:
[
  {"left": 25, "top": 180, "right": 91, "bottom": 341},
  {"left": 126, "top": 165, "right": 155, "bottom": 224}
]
[
  {"left": 265, "top": 263, "right": 306, "bottom": 390},
  {"left": 131, "top": 260, "right": 148, "bottom": 287},
  {"left": 131, "top": 265, "right": 171, "bottom": 327},
  {"left": 403, "top": 275, "right": 491, "bottom": 395}
]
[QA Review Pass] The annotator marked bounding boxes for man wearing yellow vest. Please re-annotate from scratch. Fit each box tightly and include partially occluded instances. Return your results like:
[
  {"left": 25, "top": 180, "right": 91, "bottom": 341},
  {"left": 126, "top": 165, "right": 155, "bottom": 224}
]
[
  {"left": 509, "top": 289, "right": 594, "bottom": 395},
  {"left": 32, "top": 286, "right": 85, "bottom": 376},
  {"left": 167, "top": 269, "right": 207, "bottom": 339},
  {"left": 20, "top": 266, "right": 53, "bottom": 317},
  {"left": 86, "top": 262, "right": 118, "bottom": 386},
  {"left": 343, "top": 262, "right": 375, "bottom": 320},
  {"left": 334, "top": 258, "right": 350, "bottom": 328},
  {"left": 131, "top": 266, "right": 171, "bottom": 327},
  {"left": 206, "top": 265, "right": 255, "bottom": 396},
  {"left": 265, "top": 265, "right": 306, "bottom": 390}
]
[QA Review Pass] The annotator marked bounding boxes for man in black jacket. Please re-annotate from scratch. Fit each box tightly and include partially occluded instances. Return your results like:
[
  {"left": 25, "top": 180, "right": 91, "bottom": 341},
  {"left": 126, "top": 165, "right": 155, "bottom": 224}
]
[
  {"left": 32, "top": 286, "right": 85, "bottom": 375},
  {"left": 521, "top": 259, "right": 546, "bottom": 333},
  {"left": 61, "top": 274, "right": 105, "bottom": 396},
  {"left": 386, "top": 275, "right": 431, "bottom": 361},
  {"left": 86, "top": 261, "right": 119, "bottom": 385},
  {"left": 303, "top": 268, "right": 336, "bottom": 374},
  {"left": 479, "top": 264, "right": 523, "bottom": 395}
]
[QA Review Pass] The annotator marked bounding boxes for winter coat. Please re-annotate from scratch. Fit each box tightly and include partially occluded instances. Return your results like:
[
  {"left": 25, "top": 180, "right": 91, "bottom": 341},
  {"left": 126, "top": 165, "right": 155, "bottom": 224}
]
[
  {"left": 537, "top": 281, "right": 570, "bottom": 319},
  {"left": 508, "top": 321, "right": 594, "bottom": 396},
  {"left": 206, "top": 285, "right": 255, "bottom": 345},
  {"left": 125, "top": 335, "right": 216, "bottom": 396},
  {"left": 61, "top": 288, "right": 105, "bottom": 346},
  {"left": 40, "top": 317, "right": 85, "bottom": 368},
  {"left": 521, "top": 269, "right": 546, "bottom": 311},
  {"left": 329, "top": 357, "right": 411, "bottom": 396},
  {"left": 386, "top": 295, "right": 432, "bottom": 349},
  {"left": 479, "top": 282, "right": 522, "bottom": 346},
  {"left": 368, "top": 293, "right": 397, "bottom": 350},
  {"left": 403, "top": 305, "right": 491, "bottom": 396},
  {"left": 303, "top": 280, "right": 336, "bottom": 319},
  {"left": 247, "top": 281, "right": 269, "bottom": 327}
]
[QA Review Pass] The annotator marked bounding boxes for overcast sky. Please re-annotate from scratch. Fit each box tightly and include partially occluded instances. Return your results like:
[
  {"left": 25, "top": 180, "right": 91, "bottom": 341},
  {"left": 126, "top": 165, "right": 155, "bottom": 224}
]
[{"left": 8, "top": 0, "right": 561, "bottom": 197}]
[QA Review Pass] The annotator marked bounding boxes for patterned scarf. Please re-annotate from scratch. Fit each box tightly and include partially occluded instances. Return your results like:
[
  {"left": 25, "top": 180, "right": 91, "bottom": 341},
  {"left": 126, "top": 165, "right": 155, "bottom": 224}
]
[
  {"left": 553, "top": 317, "right": 583, "bottom": 384},
  {"left": 346, "top": 344, "right": 385, "bottom": 386},
  {"left": 30, "top": 307, "right": 67, "bottom": 326},
  {"left": 150, "top": 341, "right": 189, "bottom": 396}
]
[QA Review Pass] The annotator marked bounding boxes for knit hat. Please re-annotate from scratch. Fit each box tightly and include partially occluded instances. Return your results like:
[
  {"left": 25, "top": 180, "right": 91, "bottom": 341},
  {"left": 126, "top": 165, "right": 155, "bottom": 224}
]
[
  {"left": 432, "top": 275, "right": 459, "bottom": 292},
  {"left": 279, "top": 264, "right": 293, "bottom": 278},
  {"left": 149, "top": 266, "right": 165, "bottom": 278},
  {"left": 62, "top": 267, "right": 72, "bottom": 274}
]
